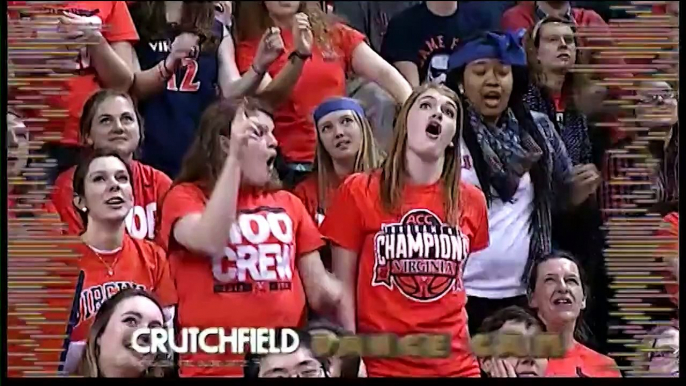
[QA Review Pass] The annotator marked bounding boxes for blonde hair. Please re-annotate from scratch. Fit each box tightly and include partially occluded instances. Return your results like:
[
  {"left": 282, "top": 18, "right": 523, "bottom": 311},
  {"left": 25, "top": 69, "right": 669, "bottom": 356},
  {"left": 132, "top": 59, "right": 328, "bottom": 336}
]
[
  {"left": 75, "top": 289, "right": 166, "bottom": 378},
  {"left": 314, "top": 109, "right": 384, "bottom": 211},
  {"left": 379, "top": 83, "right": 464, "bottom": 225}
]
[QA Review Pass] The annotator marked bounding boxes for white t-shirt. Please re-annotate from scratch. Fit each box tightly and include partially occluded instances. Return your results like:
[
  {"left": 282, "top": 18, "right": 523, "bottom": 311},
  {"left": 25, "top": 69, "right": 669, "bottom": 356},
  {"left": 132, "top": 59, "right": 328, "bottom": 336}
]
[{"left": 459, "top": 139, "right": 534, "bottom": 299}]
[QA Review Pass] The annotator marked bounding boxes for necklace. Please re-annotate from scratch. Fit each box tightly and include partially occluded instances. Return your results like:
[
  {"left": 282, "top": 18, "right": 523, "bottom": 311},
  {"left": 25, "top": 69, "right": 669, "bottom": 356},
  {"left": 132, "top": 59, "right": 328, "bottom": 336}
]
[{"left": 88, "top": 246, "right": 122, "bottom": 277}]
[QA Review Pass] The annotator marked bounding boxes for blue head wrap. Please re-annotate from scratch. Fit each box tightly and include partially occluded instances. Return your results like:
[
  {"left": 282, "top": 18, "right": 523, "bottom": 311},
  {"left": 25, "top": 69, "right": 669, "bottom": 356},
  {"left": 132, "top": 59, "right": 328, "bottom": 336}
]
[
  {"left": 313, "top": 97, "right": 366, "bottom": 125},
  {"left": 448, "top": 29, "right": 527, "bottom": 71}
]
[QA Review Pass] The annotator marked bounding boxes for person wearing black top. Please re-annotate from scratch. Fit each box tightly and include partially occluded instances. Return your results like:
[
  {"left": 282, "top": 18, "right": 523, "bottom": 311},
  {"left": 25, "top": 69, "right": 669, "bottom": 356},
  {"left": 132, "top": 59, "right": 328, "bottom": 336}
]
[{"left": 380, "top": 1, "right": 503, "bottom": 86}]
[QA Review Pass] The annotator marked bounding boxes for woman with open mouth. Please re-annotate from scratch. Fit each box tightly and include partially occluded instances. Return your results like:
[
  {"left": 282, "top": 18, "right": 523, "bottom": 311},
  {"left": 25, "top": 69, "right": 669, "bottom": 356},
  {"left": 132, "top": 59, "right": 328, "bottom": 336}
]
[
  {"left": 527, "top": 251, "right": 621, "bottom": 377},
  {"left": 523, "top": 16, "right": 608, "bottom": 353},
  {"left": 50, "top": 89, "right": 172, "bottom": 243},
  {"left": 234, "top": 1, "right": 412, "bottom": 189},
  {"left": 157, "top": 97, "right": 342, "bottom": 378},
  {"left": 76, "top": 288, "right": 169, "bottom": 377},
  {"left": 321, "top": 83, "right": 490, "bottom": 377},
  {"left": 444, "top": 31, "right": 599, "bottom": 333},
  {"left": 61, "top": 150, "right": 177, "bottom": 375}
]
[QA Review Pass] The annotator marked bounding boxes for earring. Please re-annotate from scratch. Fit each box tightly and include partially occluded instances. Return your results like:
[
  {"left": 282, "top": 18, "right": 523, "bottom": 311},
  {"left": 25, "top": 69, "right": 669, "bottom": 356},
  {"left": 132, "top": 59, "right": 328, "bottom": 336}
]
[
  {"left": 82, "top": 207, "right": 88, "bottom": 213},
  {"left": 458, "top": 84, "right": 465, "bottom": 94}
]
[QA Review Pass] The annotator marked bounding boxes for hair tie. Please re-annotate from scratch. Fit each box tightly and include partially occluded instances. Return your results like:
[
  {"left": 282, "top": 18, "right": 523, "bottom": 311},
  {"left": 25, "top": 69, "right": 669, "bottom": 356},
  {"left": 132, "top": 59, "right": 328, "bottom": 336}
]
[{"left": 313, "top": 97, "right": 366, "bottom": 125}]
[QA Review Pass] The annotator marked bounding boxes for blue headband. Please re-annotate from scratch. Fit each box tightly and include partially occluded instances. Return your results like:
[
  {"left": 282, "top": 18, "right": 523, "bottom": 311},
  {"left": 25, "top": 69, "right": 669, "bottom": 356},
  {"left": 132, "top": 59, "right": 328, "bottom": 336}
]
[
  {"left": 448, "top": 29, "right": 527, "bottom": 71},
  {"left": 313, "top": 97, "right": 366, "bottom": 125}
]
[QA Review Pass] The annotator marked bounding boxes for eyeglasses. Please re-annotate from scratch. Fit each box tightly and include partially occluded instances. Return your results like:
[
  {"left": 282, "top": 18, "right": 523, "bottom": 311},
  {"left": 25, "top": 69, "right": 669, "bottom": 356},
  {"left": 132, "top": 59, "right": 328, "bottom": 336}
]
[{"left": 639, "top": 91, "right": 677, "bottom": 104}]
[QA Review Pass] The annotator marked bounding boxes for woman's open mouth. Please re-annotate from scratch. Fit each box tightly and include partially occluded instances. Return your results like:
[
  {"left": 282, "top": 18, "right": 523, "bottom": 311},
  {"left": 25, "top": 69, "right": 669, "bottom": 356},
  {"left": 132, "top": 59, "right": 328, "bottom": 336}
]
[
  {"left": 483, "top": 91, "right": 502, "bottom": 108},
  {"left": 105, "top": 197, "right": 125, "bottom": 209},
  {"left": 425, "top": 121, "right": 442, "bottom": 140}
]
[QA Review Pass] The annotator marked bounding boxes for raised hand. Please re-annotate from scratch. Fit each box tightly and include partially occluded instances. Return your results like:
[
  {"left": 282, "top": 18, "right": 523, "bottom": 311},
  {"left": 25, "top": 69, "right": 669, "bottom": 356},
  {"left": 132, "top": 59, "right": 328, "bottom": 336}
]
[
  {"left": 253, "top": 27, "right": 285, "bottom": 74},
  {"left": 229, "top": 104, "right": 260, "bottom": 161},
  {"left": 570, "top": 163, "right": 601, "bottom": 206},
  {"left": 58, "top": 11, "right": 103, "bottom": 42},
  {"left": 482, "top": 358, "right": 518, "bottom": 378},
  {"left": 293, "top": 12, "right": 313, "bottom": 57},
  {"left": 166, "top": 33, "right": 200, "bottom": 71}
]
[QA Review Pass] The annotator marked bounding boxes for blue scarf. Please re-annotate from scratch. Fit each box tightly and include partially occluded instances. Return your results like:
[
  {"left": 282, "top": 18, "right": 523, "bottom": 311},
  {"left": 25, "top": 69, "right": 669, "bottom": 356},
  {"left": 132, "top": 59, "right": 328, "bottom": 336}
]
[{"left": 468, "top": 106, "right": 543, "bottom": 202}]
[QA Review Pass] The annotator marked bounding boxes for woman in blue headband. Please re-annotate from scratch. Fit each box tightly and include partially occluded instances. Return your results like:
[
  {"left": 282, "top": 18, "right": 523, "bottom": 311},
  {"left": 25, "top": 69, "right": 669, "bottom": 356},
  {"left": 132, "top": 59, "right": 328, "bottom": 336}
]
[
  {"left": 294, "top": 97, "right": 384, "bottom": 233},
  {"left": 444, "top": 31, "right": 597, "bottom": 333}
]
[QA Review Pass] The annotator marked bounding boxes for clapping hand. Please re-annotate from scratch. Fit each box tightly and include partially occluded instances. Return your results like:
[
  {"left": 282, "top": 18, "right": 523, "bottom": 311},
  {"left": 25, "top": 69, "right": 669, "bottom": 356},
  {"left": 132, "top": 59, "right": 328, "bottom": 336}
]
[
  {"left": 569, "top": 163, "right": 601, "bottom": 206},
  {"left": 58, "top": 11, "right": 103, "bottom": 42},
  {"left": 253, "top": 27, "right": 285, "bottom": 74},
  {"left": 293, "top": 12, "right": 313, "bottom": 57},
  {"left": 166, "top": 32, "right": 201, "bottom": 71}
]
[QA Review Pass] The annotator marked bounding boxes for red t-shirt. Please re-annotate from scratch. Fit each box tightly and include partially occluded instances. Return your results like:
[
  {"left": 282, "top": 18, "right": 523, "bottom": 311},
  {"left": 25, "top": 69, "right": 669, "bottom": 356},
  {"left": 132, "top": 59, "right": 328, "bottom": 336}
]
[
  {"left": 236, "top": 24, "right": 366, "bottom": 163},
  {"left": 69, "top": 234, "right": 178, "bottom": 342},
  {"left": 546, "top": 341, "right": 622, "bottom": 377},
  {"left": 293, "top": 173, "right": 340, "bottom": 226},
  {"left": 8, "top": 1, "right": 139, "bottom": 146},
  {"left": 320, "top": 172, "right": 490, "bottom": 377},
  {"left": 50, "top": 160, "right": 172, "bottom": 242},
  {"left": 158, "top": 183, "right": 325, "bottom": 377},
  {"left": 656, "top": 212, "right": 679, "bottom": 307}
]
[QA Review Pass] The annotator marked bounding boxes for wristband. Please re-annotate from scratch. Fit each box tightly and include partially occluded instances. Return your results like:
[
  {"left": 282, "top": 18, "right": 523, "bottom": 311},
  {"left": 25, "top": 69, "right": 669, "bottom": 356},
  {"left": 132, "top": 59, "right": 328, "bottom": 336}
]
[
  {"left": 289, "top": 51, "right": 312, "bottom": 62},
  {"left": 158, "top": 61, "right": 173, "bottom": 81}
]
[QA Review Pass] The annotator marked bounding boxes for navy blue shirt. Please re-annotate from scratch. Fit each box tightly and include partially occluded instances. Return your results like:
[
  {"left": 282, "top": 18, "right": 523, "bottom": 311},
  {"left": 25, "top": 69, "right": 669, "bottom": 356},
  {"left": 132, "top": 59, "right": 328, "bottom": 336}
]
[
  {"left": 380, "top": 2, "right": 507, "bottom": 84},
  {"left": 136, "top": 21, "right": 223, "bottom": 178}
]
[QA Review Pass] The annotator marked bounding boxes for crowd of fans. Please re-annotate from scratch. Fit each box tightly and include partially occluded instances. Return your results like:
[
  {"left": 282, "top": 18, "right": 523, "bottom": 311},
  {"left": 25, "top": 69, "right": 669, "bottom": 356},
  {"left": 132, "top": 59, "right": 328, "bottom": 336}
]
[{"left": 6, "top": 0, "right": 679, "bottom": 378}]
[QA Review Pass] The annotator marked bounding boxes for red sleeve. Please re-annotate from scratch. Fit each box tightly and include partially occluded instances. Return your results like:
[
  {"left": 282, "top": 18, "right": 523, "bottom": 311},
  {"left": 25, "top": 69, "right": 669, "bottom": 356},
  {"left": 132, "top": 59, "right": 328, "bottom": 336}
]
[
  {"left": 154, "top": 169, "right": 173, "bottom": 208},
  {"left": 293, "top": 177, "right": 318, "bottom": 222},
  {"left": 320, "top": 175, "right": 365, "bottom": 253},
  {"left": 236, "top": 39, "right": 259, "bottom": 74},
  {"left": 150, "top": 243, "right": 178, "bottom": 307},
  {"left": 332, "top": 23, "right": 366, "bottom": 74},
  {"left": 290, "top": 193, "right": 324, "bottom": 256},
  {"left": 50, "top": 168, "right": 84, "bottom": 236},
  {"left": 501, "top": 5, "right": 533, "bottom": 32},
  {"left": 157, "top": 184, "right": 207, "bottom": 251},
  {"left": 102, "top": 1, "right": 139, "bottom": 43},
  {"left": 460, "top": 184, "right": 489, "bottom": 253}
]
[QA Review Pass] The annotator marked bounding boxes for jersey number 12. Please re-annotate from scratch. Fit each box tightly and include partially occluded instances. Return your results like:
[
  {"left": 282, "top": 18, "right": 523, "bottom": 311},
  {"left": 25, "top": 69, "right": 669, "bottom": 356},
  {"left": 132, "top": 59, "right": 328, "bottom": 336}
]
[{"left": 167, "top": 58, "right": 201, "bottom": 92}]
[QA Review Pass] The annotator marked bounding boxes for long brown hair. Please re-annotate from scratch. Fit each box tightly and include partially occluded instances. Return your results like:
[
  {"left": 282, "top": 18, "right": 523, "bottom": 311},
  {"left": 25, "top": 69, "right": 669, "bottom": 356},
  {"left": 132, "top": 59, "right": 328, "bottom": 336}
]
[
  {"left": 379, "top": 84, "right": 464, "bottom": 226},
  {"left": 129, "top": 1, "right": 219, "bottom": 52},
  {"left": 173, "top": 97, "right": 280, "bottom": 195},
  {"left": 76, "top": 288, "right": 165, "bottom": 378},
  {"left": 525, "top": 16, "right": 591, "bottom": 110},
  {"left": 234, "top": 2, "right": 342, "bottom": 53},
  {"left": 314, "top": 106, "right": 384, "bottom": 212}
]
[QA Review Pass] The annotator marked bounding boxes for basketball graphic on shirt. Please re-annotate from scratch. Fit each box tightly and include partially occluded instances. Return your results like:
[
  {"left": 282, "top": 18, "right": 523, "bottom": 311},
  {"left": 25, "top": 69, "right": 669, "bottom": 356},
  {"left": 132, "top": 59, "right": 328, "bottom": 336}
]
[{"left": 372, "top": 209, "right": 470, "bottom": 302}]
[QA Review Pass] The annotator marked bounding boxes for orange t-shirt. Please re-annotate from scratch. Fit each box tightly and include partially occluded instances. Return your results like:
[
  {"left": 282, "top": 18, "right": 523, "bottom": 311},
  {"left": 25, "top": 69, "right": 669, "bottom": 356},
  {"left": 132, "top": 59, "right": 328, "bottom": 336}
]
[
  {"left": 70, "top": 234, "right": 178, "bottom": 342},
  {"left": 292, "top": 173, "right": 341, "bottom": 226},
  {"left": 546, "top": 341, "right": 622, "bottom": 377},
  {"left": 320, "top": 172, "right": 490, "bottom": 377},
  {"left": 158, "top": 183, "right": 325, "bottom": 377},
  {"left": 236, "top": 24, "right": 366, "bottom": 163},
  {"left": 8, "top": 1, "right": 139, "bottom": 146},
  {"left": 656, "top": 212, "right": 679, "bottom": 307},
  {"left": 50, "top": 160, "right": 172, "bottom": 242}
]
